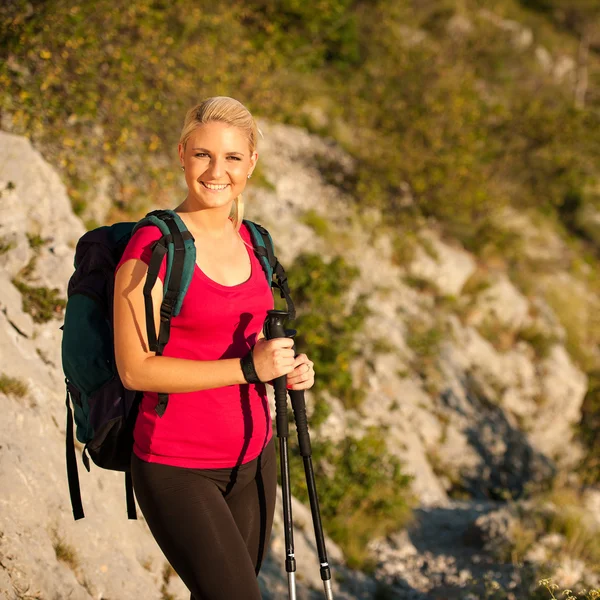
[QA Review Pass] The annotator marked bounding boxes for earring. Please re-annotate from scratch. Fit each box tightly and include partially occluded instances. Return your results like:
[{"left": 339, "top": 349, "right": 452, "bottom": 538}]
[
  {"left": 247, "top": 173, "right": 252, "bottom": 179},
  {"left": 181, "top": 166, "right": 185, "bottom": 171}
]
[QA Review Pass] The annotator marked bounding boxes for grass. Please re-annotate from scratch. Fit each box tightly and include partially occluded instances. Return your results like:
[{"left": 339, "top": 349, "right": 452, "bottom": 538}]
[
  {"left": 543, "top": 281, "right": 600, "bottom": 372},
  {"left": 301, "top": 209, "right": 330, "bottom": 238},
  {"left": 405, "top": 317, "right": 447, "bottom": 395},
  {"left": 52, "top": 534, "right": 78, "bottom": 571},
  {"left": 497, "top": 485, "right": 600, "bottom": 577},
  {"left": 0, "top": 373, "right": 28, "bottom": 397},
  {"left": 516, "top": 324, "right": 558, "bottom": 359},
  {"left": 11, "top": 278, "right": 66, "bottom": 323},
  {"left": 160, "top": 562, "right": 176, "bottom": 600},
  {"left": 0, "top": 237, "right": 15, "bottom": 255}
]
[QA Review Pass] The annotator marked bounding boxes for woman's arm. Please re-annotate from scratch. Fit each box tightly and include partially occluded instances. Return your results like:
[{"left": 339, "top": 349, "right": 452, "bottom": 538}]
[{"left": 113, "top": 258, "right": 295, "bottom": 393}]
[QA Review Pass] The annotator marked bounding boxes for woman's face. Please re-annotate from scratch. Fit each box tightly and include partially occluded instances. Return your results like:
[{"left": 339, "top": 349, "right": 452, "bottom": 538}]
[{"left": 178, "top": 121, "right": 257, "bottom": 210}]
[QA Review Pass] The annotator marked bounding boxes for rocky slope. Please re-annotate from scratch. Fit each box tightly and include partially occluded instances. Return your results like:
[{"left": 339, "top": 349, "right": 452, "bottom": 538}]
[{"left": 1, "top": 121, "right": 599, "bottom": 600}]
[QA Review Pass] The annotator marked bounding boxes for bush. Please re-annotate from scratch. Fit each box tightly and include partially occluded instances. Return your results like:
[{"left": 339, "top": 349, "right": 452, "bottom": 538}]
[
  {"left": 12, "top": 278, "right": 66, "bottom": 323},
  {"left": 289, "top": 252, "right": 369, "bottom": 420},
  {"left": 289, "top": 428, "right": 414, "bottom": 570}
]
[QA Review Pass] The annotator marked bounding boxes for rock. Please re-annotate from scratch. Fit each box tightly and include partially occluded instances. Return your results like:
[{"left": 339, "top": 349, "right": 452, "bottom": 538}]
[
  {"left": 469, "top": 275, "right": 529, "bottom": 331},
  {"left": 536, "top": 46, "right": 554, "bottom": 73},
  {"left": 447, "top": 15, "right": 474, "bottom": 37},
  {"left": 575, "top": 200, "right": 600, "bottom": 246},
  {"left": 554, "top": 55, "right": 576, "bottom": 82},
  {"left": 479, "top": 9, "right": 533, "bottom": 49},
  {"left": 408, "top": 231, "right": 477, "bottom": 297},
  {"left": 529, "top": 345, "right": 587, "bottom": 464}
]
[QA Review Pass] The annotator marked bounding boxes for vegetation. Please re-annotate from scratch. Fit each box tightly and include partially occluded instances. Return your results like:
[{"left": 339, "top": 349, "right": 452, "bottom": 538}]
[
  {"left": 3, "top": 0, "right": 600, "bottom": 584},
  {"left": 577, "top": 370, "right": 600, "bottom": 485},
  {"left": 288, "top": 252, "right": 369, "bottom": 422},
  {"left": 52, "top": 533, "right": 78, "bottom": 571},
  {"left": 289, "top": 428, "right": 415, "bottom": 570},
  {"left": 160, "top": 562, "right": 177, "bottom": 600},
  {"left": 300, "top": 209, "right": 330, "bottom": 239},
  {"left": 9, "top": 233, "right": 66, "bottom": 323},
  {"left": 0, "top": 373, "right": 28, "bottom": 397},
  {"left": 405, "top": 316, "right": 448, "bottom": 395},
  {"left": 0, "top": 237, "right": 15, "bottom": 255},
  {"left": 11, "top": 277, "right": 66, "bottom": 323}
]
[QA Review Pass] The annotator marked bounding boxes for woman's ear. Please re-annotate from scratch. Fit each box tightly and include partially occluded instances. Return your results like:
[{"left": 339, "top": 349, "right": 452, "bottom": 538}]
[
  {"left": 249, "top": 151, "right": 259, "bottom": 176},
  {"left": 178, "top": 142, "right": 185, "bottom": 167}
]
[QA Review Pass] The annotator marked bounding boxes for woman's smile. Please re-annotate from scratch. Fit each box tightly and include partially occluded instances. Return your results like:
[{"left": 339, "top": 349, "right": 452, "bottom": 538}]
[{"left": 200, "top": 182, "right": 230, "bottom": 192}]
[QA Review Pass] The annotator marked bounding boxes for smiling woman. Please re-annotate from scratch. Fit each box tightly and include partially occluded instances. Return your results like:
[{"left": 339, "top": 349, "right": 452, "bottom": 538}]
[
  {"left": 112, "top": 96, "right": 315, "bottom": 600},
  {"left": 177, "top": 97, "right": 260, "bottom": 232},
  {"left": 178, "top": 121, "right": 256, "bottom": 215}
]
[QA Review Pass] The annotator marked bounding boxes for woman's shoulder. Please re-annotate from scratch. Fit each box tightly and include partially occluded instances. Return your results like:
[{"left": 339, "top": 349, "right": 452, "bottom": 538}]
[{"left": 116, "top": 223, "right": 164, "bottom": 272}]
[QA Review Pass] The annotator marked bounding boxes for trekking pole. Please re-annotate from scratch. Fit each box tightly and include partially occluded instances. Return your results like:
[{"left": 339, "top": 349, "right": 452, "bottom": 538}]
[
  {"left": 285, "top": 336, "right": 334, "bottom": 600},
  {"left": 264, "top": 309, "right": 297, "bottom": 600}
]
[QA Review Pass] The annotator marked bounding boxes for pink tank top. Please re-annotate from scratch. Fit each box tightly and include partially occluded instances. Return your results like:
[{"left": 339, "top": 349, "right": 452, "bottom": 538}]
[{"left": 115, "top": 222, "right": 274, "bottom": 468}]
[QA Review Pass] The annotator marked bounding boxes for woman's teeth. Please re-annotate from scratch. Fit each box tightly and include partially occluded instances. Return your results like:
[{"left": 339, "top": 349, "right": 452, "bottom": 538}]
[{"left": 202, "top": 182, "right": 229, "bottom": 191}]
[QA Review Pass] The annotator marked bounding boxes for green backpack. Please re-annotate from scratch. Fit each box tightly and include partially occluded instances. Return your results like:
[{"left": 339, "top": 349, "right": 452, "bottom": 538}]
[{"left": 61, "top": 209, "right": 294, "bottom": 520}]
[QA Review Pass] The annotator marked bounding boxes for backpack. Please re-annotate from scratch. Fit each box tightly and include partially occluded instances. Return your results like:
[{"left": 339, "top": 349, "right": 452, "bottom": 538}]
[{"left": 62, "top": 209, "right": 294, "bottom": 520}]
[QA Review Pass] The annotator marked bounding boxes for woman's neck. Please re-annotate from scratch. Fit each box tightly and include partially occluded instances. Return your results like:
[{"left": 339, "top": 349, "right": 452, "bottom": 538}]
[{"left": 175, "top": 202, "right": 233, "bottom": 239}]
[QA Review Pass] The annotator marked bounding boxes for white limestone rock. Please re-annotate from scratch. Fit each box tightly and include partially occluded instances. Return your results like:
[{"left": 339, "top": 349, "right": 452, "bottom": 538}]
[
  {"left": 408, "top": 232, "right": 477, "bottom": 297},
  {"left": 469, "top": 275, "right": 530, "bottom": 331}
]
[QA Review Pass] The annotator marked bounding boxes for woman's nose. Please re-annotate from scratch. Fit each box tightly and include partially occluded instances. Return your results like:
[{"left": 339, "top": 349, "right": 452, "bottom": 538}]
[{"left": 206, "top": 157, "right": 225, "bottom": 179}]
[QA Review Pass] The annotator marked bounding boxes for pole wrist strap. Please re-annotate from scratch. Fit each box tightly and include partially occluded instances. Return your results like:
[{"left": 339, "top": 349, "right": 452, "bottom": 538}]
[{"left": 241, "top": 351, "right": 261, "bottom": 384}]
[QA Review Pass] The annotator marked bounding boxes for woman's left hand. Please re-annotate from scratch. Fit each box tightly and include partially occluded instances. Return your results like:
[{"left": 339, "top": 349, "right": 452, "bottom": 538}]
[{"left": 286, "top": 354, "right": 315, "bottom": 391}]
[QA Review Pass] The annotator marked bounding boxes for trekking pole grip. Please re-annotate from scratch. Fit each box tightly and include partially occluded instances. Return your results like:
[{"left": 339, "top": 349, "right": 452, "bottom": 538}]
[
  {"left": 264, "top": 309, "right": 290, "bottom": 437},
  {"left": 283, "top": 329, "right": 311, "bottom": 457}
]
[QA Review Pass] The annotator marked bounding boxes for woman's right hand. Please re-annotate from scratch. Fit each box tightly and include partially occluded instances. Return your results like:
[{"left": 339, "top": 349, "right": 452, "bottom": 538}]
[{"left": 251, "top": 337, "right": 296, "bottom": 382}]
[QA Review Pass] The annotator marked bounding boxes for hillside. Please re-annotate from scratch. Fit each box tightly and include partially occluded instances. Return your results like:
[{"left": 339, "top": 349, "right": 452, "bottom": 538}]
[{"left": 2, "top": 1, "right": 600, "bottom": 598}]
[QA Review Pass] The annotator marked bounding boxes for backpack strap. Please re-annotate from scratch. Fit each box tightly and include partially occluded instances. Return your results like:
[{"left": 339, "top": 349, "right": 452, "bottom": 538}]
[
  {"left": 134, "top": 210, "right": 195, "bottom": 417},
  {"left": 65, "top": 382, "right": 85, "bottom": 520},
  {"left": 244, "top": 220, "right": 295, "bottom": 320}
]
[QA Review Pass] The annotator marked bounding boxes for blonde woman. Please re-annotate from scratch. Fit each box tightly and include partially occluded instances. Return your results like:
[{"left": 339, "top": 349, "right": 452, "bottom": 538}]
[{"left": 113, "top": 97, "right": 315, "bottom": 599}]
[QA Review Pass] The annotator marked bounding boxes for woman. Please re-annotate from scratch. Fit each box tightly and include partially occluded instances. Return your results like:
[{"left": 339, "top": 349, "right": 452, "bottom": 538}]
[{"left": 113, "top": 96, "right": 315, "bottom": 599}]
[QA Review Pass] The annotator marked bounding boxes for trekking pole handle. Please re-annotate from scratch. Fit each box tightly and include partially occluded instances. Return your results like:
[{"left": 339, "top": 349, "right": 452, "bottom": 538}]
[
  {"left": 288, "top": 390, "right": 311, "bottom": 458},
  {"left": 264, "top": 310, "right": 290, "bottom": 438}
]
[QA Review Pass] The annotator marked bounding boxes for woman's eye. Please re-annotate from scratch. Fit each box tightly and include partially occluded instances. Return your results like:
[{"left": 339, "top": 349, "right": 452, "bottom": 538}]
[
  {"left": 195, "top": 153, "right": 208, "bottom": 158},
  {"left": 227, "top": 156, "right": 241, "bottom": 161}
]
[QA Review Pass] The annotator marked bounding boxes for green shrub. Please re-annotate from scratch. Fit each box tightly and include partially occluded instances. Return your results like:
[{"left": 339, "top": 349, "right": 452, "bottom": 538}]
[
  {"left": 289, "top": 428, "right": 414, "bottom": 570},
  {"left": 289, "top": 253, "right": 369, "bottom": 419},
  {"left": 517, "top": 324, "right": 558, "bottom": 359},
  {"left": 577, "top": 370, "right": 600, "bottom": 485},
  {"left": 12, "top": 278, "right": 66, "bottom": 323},
  {"left": 301, "top": 209, "right": 330, "bottom": 238}
]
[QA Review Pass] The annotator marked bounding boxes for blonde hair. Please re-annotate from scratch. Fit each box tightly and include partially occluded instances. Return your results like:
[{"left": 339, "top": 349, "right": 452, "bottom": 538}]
[{"left": 179, "top": 97, "right": 259, "bottom": 231}]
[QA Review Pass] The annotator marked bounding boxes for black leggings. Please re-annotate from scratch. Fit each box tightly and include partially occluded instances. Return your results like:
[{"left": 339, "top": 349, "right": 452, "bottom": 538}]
[{"left": 131, "top": 438, "right": 277, "bottom": 600}]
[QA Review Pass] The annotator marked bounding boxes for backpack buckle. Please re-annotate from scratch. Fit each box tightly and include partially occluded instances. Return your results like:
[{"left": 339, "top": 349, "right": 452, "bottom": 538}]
[{"left": 160, "top": 301, "right": 173, "bottom": 322}]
